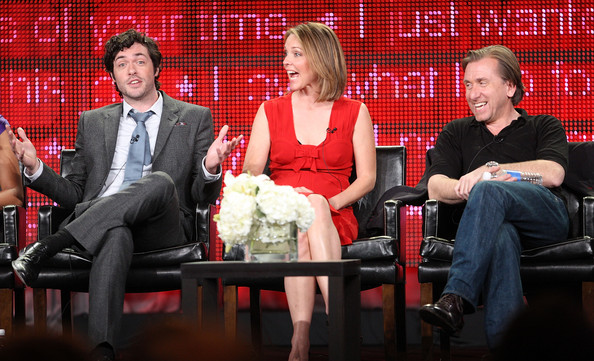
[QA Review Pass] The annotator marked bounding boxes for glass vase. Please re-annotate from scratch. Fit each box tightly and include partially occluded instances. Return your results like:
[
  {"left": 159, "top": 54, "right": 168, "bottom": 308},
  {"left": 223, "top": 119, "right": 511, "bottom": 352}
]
[{"left": 245, "top": 220, "right": 298, "bottom": 262}]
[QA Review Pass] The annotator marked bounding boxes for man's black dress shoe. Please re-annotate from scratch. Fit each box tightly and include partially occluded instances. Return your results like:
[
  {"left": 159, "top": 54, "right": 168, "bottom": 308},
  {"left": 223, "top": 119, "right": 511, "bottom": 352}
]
[
  {"left": 12, "top": 242, "right": 50, "bottom": 286},
  {"left": 419, "top": 293, "right": 465, "bottom": 335},
  {"left": 92, "top": 342, "right": 116, "bottom": 361}
]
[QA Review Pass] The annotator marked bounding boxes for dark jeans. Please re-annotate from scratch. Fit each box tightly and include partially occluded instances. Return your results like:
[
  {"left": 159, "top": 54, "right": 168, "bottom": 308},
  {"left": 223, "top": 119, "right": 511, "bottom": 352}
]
[{"left": 443, "top": 181, "right": 568, "bottom": 348}]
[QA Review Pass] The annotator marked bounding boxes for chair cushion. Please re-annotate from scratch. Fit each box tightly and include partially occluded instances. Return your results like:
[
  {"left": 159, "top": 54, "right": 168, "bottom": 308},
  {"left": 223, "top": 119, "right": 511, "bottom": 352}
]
[
  {"left": 420, "top": 236, "right": 594, "bottom": 262},
  {"left": 520, "top": 258, "right": 594, "bottom": 283},
  {"left": 342, "top": 236, "right": 398, "bottom": 260},
  {"left": 29, "top": 265, "right": 199, "bottom": 293},
  {"left": 28, "top": 244, "right": 207, "bottom": 292},
  {"left": 419, "top": 237, "right": 455, "bottom": 261},
  {"left": 419, "top": 258, "right": 594, "bottom": 285},
  {"left": 521, "top": 237, "right": 594, "bottom": 261},
  {"left": 39, "top": 242, "right": 207, "bottom": 269},
  {"left": 418, "top": 260, "right": 451, "bottom": 284},
  {"left": 131, "top": 242, "right": 207, "bottom": 267}
]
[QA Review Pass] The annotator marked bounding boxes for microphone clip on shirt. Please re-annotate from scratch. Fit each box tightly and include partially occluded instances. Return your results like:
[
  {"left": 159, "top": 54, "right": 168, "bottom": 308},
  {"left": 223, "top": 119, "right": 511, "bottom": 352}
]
[
  {"left": 326, "top": 127, "right": 337, "bottom": 134},
  {"left": 130, "top": 134, "right": 140, "bottom": 144}
]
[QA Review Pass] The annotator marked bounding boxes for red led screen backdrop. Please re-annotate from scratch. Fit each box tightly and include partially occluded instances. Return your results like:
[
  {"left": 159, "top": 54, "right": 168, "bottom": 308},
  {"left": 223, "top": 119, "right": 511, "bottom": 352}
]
[{"left": 1, "top": 0, "right": 592, "bottom": 267}]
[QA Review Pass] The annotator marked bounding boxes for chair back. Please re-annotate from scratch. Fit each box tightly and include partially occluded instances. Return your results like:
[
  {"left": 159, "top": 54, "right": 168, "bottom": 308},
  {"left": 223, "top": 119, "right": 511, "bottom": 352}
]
[
  {"left": 353, "top": 145, "right": 406, "bottom": 237},
  {"left": 60, "top": 149, "right": 76, "bottom": 177},
  {"left": 563, "top": 141, "right": 594, "bottom": 238}
]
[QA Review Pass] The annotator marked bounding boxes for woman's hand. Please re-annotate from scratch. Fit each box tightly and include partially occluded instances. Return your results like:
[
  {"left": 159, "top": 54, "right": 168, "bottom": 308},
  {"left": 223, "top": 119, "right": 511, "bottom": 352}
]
[{"left": 294, "top": 186, "right": 313, "bottom": 196}]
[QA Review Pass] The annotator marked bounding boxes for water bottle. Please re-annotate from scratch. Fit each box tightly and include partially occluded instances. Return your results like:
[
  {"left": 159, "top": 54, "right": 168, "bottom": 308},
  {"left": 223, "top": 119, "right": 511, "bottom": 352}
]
[{"left": 482, "top": 167, "right": 543, "bottom": 185}]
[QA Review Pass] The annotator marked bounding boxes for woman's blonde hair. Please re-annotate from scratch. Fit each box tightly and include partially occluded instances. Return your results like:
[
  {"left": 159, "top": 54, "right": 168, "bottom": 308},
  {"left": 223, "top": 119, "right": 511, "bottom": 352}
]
[{"left": 285, "top": 22, "right": 347, "bottom": 102}]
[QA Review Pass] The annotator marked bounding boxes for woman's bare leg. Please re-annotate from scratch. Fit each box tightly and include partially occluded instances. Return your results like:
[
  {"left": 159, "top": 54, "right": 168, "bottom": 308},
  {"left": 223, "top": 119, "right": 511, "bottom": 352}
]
[
  {"left": 307, "top": 194, "right": 342, "bottom": 313},
  {"left": 285, "top": 194, "right": 342, "bottom": 360}
]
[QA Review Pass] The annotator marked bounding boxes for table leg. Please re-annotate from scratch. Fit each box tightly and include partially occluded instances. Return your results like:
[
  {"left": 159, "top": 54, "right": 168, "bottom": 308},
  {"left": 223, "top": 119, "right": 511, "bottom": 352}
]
[
  {"left": 201, "top": 277, "right": 219, "bottom": 331},
  {"left": 182, "top": 277, "right": 198, "bottom": 324},
  {"left": 328, "top": 273, "right": 361, "bottom": 361}
]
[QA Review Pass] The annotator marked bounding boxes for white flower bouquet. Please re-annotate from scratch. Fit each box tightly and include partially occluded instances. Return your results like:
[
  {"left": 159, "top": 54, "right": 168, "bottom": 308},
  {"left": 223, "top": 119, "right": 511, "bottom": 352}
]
[{"left": 214, "top": 172, "right": 315, "bottom": 248}]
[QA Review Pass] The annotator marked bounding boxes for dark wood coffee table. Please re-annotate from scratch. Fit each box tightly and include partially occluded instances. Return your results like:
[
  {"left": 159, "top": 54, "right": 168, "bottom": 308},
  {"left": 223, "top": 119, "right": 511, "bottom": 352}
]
[{"left": 181, "top": 260, "right": 361, "bottom": 361}]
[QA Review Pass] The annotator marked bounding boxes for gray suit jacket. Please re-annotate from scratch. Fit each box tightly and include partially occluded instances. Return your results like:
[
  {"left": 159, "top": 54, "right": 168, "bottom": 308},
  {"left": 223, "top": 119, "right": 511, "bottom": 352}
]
[{"left": 29, "top": 91, "right": 221, "bottom": 241}]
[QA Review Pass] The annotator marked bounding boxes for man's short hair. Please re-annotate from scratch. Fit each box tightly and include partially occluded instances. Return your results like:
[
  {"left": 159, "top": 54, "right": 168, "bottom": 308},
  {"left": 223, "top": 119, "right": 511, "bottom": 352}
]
[{"left": 462, "top": 45, "right": 525, "bottom": 105}]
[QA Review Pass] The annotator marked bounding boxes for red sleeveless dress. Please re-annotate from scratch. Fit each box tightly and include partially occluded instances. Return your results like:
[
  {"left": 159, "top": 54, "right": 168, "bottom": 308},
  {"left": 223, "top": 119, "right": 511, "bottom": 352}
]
[{"left": 264, "top": 93, "right": 362, "bottom": 245}]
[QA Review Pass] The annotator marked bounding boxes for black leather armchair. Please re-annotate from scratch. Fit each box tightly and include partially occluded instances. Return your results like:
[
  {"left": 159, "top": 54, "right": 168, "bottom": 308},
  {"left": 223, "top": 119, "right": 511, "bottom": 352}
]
[
  {"left": 221, "top": 145, "right": 409, "bottom": 360},
  {"left": 0, "top": 204, "right": 26, "bottom": 336},
  {"left": 418, "top": 142, "right": 594, "bottom": 359},
  {"left": 28, "top": 149, "right": 215, "bottom": 333}
]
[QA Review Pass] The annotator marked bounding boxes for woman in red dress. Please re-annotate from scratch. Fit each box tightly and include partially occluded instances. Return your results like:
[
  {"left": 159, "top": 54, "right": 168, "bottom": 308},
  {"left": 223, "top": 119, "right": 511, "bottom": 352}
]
[{"left": 243, "top": 22, "right": 376, "bottom": 360}]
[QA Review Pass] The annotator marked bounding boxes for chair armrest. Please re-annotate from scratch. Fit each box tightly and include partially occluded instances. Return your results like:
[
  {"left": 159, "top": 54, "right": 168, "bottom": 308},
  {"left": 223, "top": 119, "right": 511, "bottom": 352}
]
[
  {"left": 195, "top": 204, "right": 216, "bottom": 260},
  {"left": 422, "top": 199, "right": 465, "bottom": 240},
  {"left": 3, "top": 205, "right": 26, "bottom": 251},
  {"left": 422, "top": 199, "right": 439, "bottom": 238},
  {"left": 384, "top": 199, "right": 406, "bottom": 264},
  {"left": 37, "top": 205, "right": 71, "bottom": 240},
  {"left": 584, "top": 196, "right": 594, "bottom": 238}
]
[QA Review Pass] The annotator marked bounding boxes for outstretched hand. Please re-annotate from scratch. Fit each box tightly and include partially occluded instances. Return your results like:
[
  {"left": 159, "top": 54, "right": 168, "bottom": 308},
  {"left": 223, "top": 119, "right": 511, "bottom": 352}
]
[
  {"left": 8, "top": 127, "right": 39, "bottom": 175},
  {"left": 205, "top": 125, "right": 243, "bottom": 174}
]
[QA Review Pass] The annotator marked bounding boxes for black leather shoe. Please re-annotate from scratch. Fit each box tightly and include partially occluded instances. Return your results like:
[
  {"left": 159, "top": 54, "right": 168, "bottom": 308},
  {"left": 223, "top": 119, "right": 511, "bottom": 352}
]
[
  {"left": 419, "top": 293, "right": 465, "bottom": 335},
  {"left": 12, "top": 243, "right": 50, "bottom": 286},
  {"left": 92, "top": 343, "right": 116, "bottom": 361}
]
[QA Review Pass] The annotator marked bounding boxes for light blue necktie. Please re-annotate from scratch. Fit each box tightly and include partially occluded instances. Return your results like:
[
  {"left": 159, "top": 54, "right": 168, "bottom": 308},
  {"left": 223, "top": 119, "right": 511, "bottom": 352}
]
[{"left": 120, "top": 110, "right": 153, "bottom": 190}]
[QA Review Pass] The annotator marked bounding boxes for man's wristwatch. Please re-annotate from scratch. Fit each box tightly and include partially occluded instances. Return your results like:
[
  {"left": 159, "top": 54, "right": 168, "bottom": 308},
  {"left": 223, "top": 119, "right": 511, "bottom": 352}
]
[{"left": 485, "top": 161, "right": 498, "bottom": 168}]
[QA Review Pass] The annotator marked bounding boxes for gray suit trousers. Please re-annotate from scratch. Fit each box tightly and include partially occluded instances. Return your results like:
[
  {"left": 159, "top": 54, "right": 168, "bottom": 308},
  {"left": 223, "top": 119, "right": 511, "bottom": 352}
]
[{"left": 64, "top": 171, "right": 184, "bottom": 348}]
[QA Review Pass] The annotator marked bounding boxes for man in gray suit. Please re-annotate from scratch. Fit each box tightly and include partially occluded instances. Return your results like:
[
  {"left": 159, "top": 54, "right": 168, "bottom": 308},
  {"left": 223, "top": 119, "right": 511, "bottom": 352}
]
[{"left": 9, "top": 29, "right": 241, "bottom": 360}]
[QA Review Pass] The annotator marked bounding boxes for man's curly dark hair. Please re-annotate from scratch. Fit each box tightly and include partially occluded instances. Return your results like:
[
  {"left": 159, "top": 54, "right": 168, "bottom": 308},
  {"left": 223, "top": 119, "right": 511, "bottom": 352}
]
[{"left": 103, "top": 29, "right": 163, "bottom": 96}]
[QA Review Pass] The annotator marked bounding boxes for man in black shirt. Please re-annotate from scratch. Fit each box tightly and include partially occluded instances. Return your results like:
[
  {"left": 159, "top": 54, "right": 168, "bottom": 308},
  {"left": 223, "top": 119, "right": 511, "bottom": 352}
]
[{"left": 419, "top": 45, "right": 569, "bottom": 350}]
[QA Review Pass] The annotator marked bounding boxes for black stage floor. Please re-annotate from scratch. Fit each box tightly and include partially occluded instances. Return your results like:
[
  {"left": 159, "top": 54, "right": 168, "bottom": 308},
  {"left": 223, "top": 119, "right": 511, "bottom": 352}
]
[
  {"left": 261, "top": 345, "right": 489, "bottom": 361},
  {"left": 74, "top": 308, "right": 490, "bottom": 360}
]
